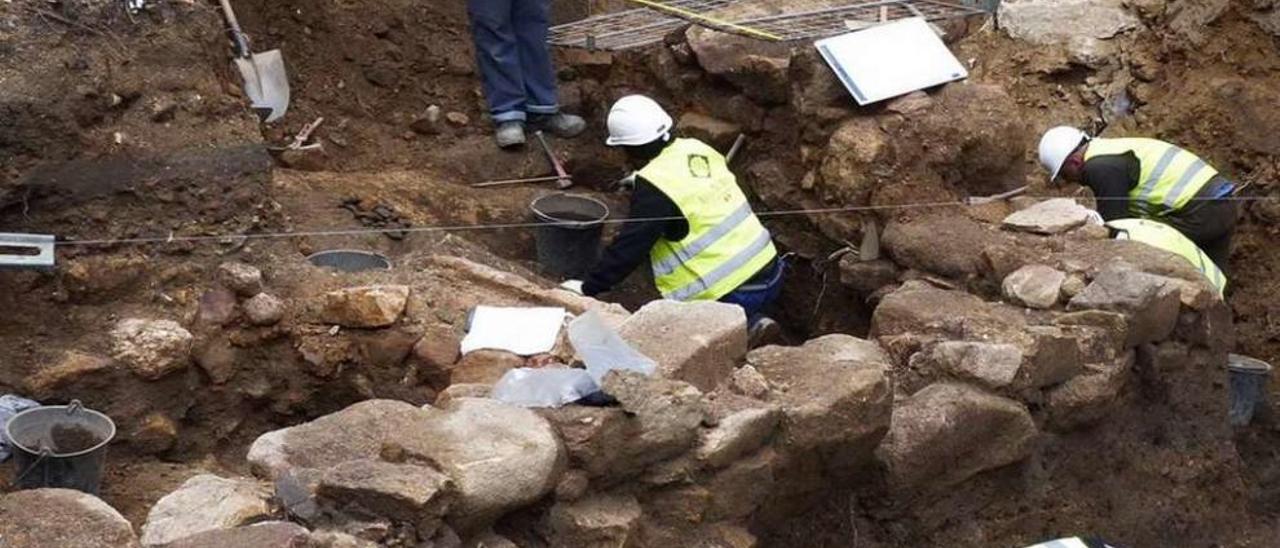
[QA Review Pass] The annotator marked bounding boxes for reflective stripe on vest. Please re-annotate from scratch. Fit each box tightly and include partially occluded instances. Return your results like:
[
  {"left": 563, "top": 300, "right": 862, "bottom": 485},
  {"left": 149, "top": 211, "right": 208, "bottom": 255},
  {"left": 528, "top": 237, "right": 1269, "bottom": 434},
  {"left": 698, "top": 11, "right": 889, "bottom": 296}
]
[
  {"left": 1107, "top": 218, "right": 1227, "bottom": 295},
  {"left": 1085, "top": 137, "right": 1218, "bottom": 216},
  {"left": 639, "top": 138, "right": 778, "bottom": 302},
  {"left": 1024, "top": 539, "right": 1091, "bottom": 548}
]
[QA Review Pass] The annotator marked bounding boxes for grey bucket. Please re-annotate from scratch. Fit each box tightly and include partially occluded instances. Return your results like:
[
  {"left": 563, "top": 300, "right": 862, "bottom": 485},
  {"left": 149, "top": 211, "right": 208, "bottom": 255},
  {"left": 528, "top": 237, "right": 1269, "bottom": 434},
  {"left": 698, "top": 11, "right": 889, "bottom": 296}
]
[
  {"left": 530, "top": 193, "right": 609, "bottom": 279},
  {"left": 1228, "top": 354, "right": 1272, "bottom": 426},
  {"left": 307, "top": 249, "right": 392, "bottom": 272},
  {"left": 5, "top": 400, "right": 116, "bottom": 495}
]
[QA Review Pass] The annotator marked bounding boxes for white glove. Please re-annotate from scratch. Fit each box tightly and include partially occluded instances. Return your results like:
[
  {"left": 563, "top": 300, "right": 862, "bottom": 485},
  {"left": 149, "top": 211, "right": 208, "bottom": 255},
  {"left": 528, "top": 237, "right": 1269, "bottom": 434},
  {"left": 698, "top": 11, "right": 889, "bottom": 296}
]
[{"left": 560, "top": 280, "right": 584, "bottom": 295}]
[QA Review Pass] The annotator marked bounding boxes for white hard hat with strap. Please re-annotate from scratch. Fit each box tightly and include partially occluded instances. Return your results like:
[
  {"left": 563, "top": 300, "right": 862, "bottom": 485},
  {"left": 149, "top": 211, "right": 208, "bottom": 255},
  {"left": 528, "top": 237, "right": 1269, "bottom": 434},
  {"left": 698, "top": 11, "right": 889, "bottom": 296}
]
[
  {"left": 606, "top": 95, "right": 674, "bottom": 147},
  {"left": 1039, "top": 126, "right": 1089, "bottom": 182}
]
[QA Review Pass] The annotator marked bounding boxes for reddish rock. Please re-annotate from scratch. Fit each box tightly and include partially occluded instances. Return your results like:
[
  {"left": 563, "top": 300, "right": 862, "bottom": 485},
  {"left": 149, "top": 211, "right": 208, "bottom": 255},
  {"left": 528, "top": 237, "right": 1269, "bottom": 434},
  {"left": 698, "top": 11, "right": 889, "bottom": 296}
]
[
  {"left": 197, "top": 288, "right": 238, "bottom": 326},
  {"left": 450, "top": 350, "right": 523, "bottom": 385}
]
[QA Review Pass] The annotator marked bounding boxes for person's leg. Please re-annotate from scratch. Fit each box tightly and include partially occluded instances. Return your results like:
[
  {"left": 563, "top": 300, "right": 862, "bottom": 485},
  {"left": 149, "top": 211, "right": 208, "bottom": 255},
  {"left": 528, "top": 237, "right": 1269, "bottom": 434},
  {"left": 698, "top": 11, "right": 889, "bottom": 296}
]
[
  {"left": 510, "top": 0, "right": 557, "bottom": 117},
  {"left": 467, "top": 0, "right": 526, "bottom": 125},
  {"left": 718, "top": 261, "right": 786, "bottom": 327}
]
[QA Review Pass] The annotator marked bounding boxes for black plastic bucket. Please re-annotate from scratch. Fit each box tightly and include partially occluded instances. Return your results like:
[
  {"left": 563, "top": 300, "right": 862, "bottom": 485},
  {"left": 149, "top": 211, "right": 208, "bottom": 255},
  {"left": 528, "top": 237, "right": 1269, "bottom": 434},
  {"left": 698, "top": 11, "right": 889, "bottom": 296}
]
[
  {"left": 5, "top": 400, "right": 115, "bottom": 495},
  {"left": 530, "top": 193, "right": 609, "bottom": 279},
  {"left": 306, "top": 249, "right": 393, "bottom": 272},
  {"left": 1228, "top": 354, "right": 1273, "bottom": 426}
]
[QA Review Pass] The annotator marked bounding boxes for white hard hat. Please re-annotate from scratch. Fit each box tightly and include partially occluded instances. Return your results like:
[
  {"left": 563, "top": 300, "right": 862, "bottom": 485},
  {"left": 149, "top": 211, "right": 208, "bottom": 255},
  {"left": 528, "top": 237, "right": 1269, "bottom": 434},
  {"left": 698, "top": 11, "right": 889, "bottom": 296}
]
[
  {"left": 606, "top": 95, "right": 673, "bottom": 147},
  {"left": 1038, "top": 126, "right": 1088, "bottom": 182}
]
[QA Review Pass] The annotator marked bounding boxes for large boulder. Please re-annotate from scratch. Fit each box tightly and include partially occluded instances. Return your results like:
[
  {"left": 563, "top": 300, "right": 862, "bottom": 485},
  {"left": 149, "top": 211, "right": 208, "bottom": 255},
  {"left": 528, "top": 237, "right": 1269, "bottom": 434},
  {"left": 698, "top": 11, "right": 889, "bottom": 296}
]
[
  {"left": 871, "top": 281, "right": 1024, "bottom": 343},
  {"left": 912, "top": 335, "right": 1082, "bottom": 394},
  {"left": 911, "top": 341, "right": 1024, "bottom": 391},
  {"left": 538, "top": 405, "right": 634, "bottom": 479},
  {"left": 696, "top": 405, "right": 781, "bottom": 469},
  {"left": 876, "top": 383, "right": 1037, "bottom": 491},
  {"left": 882, "top": 216, "right": 1015, "bottom": 280},
  {"left": 873, "top": 283, "right": 1085, "bottom": 386},
  {"left": 1047, "top": 352, "right": 1134, "bottom": 429},
  {"left": 618, "top": 300, "right": 747, "bottom": 392},
  {"left": 1068, "top": 269, "right": 1181, "bottom": 346},
  {"left": 1002, "top": 198, "right": 1094, "bottom": 235},
  {"left": 1003, "top": 264, "right": 1067, "bottom": 309},
  {"left": 319, "top": 285, "right": 410, "bottom": 328},
  {"left": 247, "top": 398, "right": 564, "bottom": 532},
  {"left": 686, "top": 27, "right": 791, "bottom": 104},
  {"left": 140, "top": 475, "right": 272, "bottom": 547},
  {"left": 601, "top": 371, "right": 707, "bottom": 471},
  {"left": 110, "top": 318, "right": 193, "bottom": 380},
  {"left": 747, "top": 335, "right": 892, "bottom": 460},
  {"left": 677, "top": 112, "right": 741, "bottom": 151},
  {"left": 1000, "top": 0, "right": 1141, "bottom": 45},
  {"left": 545, "top": 494, "right": 643, "bottom": 548},
  {"left": 0, "top": 489, "right": 140, "bottom": 548},
  {"left": 317, "top": 459, "right": 454, "bottom": 534},
  {"left": 165, "top": 522, "right": 310, "bottom": 548}
]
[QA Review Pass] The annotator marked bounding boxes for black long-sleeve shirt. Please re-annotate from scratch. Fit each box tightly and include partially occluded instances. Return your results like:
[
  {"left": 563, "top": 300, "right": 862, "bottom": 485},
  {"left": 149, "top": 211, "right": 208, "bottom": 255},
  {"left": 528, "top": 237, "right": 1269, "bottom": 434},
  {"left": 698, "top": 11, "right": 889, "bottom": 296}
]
[
  {"left": 1079, "top": 153, "right": 1140, "bottom": 221},
  {"left": 1080, "top": 151, "right": 1222, "bottom": 221},
  {"left": 582, "top": 177, "right": 688, "bottom": 297}
]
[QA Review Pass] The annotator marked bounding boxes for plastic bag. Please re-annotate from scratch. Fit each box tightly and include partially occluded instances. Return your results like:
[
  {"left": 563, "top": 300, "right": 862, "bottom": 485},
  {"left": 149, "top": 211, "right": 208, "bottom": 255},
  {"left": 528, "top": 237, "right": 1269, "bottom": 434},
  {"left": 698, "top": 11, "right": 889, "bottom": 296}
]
[
  {"left": 491, "top": 368, "right": 599, "bottom": 408},
  {"left": 0, "top": 394, "right": 39, "bottom": 462},
  {"left": 568, "top": 310, "right": 657, "bottom": 384}
]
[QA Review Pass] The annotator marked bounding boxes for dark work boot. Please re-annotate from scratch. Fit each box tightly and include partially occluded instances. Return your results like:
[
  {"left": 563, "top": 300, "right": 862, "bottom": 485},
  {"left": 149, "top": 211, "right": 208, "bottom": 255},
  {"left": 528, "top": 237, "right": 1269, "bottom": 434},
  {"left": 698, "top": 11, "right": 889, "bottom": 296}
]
[
  {"left": 530, "top": 113, "right": 586, "bottom": 139},
  {"left": 494, "top": 121, "right": 526, "bottom": 148}
]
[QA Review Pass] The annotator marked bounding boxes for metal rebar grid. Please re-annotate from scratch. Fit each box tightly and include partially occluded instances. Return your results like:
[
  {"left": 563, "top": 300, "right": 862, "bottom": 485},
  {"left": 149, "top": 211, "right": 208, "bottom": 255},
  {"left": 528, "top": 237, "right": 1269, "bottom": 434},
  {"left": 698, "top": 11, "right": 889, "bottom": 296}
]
[
  {"left": 549, "top": 0, "right": 743, "bottom": 50},
  {"left": 736, "top": 0, "right": 987, "bottom": 42},
  {"left": 550, "top": 0, "right": 988, "bottom": 50}
]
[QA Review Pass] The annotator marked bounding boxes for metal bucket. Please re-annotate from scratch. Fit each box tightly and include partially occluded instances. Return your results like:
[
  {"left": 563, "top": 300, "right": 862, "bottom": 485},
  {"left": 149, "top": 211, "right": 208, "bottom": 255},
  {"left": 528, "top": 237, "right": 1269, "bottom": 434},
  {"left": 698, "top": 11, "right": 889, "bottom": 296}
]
[
  {"left": 5, "top": 400, "right": 116, "bottom": 495},
  {"left": 1228, "top": 354, "right": 1273, "bottom": 426},
  {"left": 530, "top": 193, "right": 608, "bottom": 279},
  {"left": 306, "top": 249, "right": 392, "bottom": 273}
]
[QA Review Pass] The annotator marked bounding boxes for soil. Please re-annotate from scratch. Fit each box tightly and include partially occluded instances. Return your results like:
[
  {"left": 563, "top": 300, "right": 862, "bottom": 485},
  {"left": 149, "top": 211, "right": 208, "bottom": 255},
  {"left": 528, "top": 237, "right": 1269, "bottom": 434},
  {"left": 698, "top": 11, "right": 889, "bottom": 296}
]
[
  {"left": 47, "top": 424, "right": 101, "bottom": 454},
  {"left": 2, "top": 0, "right": 1280, "bottom": 544}
]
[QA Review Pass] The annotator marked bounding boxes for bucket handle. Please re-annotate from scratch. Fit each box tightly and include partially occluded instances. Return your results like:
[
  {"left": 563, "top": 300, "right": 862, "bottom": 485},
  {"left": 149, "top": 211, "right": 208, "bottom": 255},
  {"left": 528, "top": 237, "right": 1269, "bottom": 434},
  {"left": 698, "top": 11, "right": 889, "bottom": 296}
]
[
  {"left": 65, "top": 399, "right": 83, "bottom": 416},
  {"left": 13, "top": 446, "right": 53, "bottom": 485}
]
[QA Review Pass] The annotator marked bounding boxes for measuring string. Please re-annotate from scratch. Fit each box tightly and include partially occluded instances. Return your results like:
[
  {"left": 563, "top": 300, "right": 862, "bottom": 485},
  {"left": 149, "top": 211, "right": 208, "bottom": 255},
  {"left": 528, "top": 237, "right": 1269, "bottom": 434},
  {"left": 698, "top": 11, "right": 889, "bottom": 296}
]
[{"left": 48, "top": 195, "right": 1278, "bottom": 248}]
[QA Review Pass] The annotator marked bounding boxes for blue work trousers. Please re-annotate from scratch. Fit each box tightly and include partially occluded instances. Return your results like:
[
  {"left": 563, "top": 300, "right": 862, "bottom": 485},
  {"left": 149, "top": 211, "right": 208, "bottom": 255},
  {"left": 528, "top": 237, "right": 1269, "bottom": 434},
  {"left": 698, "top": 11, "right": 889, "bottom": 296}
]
[
  {"left": 718, "top": 259, "right": 786, "bottom": 328},
  {"left": 467, "top": 0, "right": 559, "bottom": 123}
]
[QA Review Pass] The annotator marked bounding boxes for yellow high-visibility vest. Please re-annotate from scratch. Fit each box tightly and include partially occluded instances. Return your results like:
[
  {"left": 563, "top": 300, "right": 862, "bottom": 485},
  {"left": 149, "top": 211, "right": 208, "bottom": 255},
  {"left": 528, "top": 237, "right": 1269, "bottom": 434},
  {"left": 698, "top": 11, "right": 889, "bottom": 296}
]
[
  {"left": 1108, "top": 218, "right": 1227, "bottom": 295},
  {"left": 1085, "top": 137, "right": 1219, "bottom": 217},
  {"left": 639, "top": 138, "right": 777, "bottom": 301}
]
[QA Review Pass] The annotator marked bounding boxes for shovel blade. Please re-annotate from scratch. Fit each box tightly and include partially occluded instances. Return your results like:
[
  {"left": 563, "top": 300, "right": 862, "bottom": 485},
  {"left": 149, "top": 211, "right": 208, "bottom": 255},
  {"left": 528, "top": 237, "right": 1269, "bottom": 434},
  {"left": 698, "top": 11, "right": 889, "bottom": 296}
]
[{"left": 234, "top": 49, "right": 290, "bottom": 123}]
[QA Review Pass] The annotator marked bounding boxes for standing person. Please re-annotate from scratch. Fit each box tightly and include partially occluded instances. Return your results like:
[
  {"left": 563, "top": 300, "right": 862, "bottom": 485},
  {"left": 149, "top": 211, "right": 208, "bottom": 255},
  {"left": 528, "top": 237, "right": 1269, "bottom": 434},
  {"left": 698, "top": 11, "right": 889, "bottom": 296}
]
[
  {"left": 467, "top": 0, "right": 586, "bottom": 148},
  {"left": 1037, "top": 127, "right": 1239, "bottom": 270},
  {"left": 559, "top": 95, "right": 784, "bottom": 344}
]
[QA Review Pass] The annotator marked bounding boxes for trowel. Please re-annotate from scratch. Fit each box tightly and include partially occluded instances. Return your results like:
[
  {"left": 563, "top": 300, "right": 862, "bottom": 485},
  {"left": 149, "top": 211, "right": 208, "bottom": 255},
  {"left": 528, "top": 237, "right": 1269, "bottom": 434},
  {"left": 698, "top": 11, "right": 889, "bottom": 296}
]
[{"left": 218, "top": 0, "right": 290, "bottom": 123}]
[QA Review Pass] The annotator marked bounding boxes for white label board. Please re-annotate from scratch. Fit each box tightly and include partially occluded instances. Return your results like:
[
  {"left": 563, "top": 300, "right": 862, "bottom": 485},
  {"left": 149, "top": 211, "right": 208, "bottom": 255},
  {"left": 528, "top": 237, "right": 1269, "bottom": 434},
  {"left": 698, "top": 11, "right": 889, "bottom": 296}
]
[{"left": 815, "top": 17, "right": 968, "bottom": 106}]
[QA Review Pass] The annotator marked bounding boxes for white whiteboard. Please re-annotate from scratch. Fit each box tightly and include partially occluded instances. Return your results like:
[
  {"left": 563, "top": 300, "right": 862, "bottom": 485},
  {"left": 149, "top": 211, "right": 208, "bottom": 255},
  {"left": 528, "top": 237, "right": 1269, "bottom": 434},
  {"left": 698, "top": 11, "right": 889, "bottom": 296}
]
[{"left": 815, "top": 17, "right": 968, "bottom": 106}]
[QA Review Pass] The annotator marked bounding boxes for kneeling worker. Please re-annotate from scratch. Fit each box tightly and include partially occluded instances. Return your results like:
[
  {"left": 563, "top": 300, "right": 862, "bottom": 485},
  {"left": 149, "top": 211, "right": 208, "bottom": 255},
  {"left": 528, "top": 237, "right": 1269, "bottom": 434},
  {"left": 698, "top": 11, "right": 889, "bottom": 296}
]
[
  {"left": 560, "top": 95, "right": 784, "bottom": 339},
  {"left": 1107, "top": 218, "right": 1227, "bottom": 296},
  {"left": 1038, "top": 127, "right": 1238, "bottom": 270}
]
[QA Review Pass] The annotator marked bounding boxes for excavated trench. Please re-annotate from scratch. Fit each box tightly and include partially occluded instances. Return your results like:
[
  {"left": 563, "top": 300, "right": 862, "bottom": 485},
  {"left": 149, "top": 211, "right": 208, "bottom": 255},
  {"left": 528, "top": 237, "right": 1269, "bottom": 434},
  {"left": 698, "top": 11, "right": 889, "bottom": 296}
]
[{"left": 3, "top": 0, "right": 1280, "bottom": 546}]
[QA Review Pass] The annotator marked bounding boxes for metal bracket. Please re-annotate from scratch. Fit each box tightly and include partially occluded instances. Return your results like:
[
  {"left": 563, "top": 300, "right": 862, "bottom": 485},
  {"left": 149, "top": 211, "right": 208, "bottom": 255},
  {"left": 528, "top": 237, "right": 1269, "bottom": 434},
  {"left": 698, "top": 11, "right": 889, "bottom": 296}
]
[{"left": 0, "top": 233, "right": 56, "bottom": 270}]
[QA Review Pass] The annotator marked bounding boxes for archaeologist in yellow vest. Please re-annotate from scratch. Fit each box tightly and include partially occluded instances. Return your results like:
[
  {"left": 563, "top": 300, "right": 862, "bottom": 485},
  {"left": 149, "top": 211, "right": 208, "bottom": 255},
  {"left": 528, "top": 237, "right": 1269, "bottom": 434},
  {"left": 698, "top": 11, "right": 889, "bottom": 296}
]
[
  {"left": 559, "top": 95, "right": 784, "bottom": 341},
  {"left": 1038, "top": 127, "right": 1239, "bottom": 270},
  {"left": 1107, "top": 218, "right": 1227, "bottom": 295}
]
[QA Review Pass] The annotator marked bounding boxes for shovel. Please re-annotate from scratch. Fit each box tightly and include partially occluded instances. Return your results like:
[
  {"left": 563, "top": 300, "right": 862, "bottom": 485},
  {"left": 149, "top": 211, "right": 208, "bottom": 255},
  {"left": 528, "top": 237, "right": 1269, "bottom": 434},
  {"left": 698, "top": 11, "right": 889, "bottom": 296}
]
[{"left": 218, "top": 0, "right": 289, "bottom": 123}]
